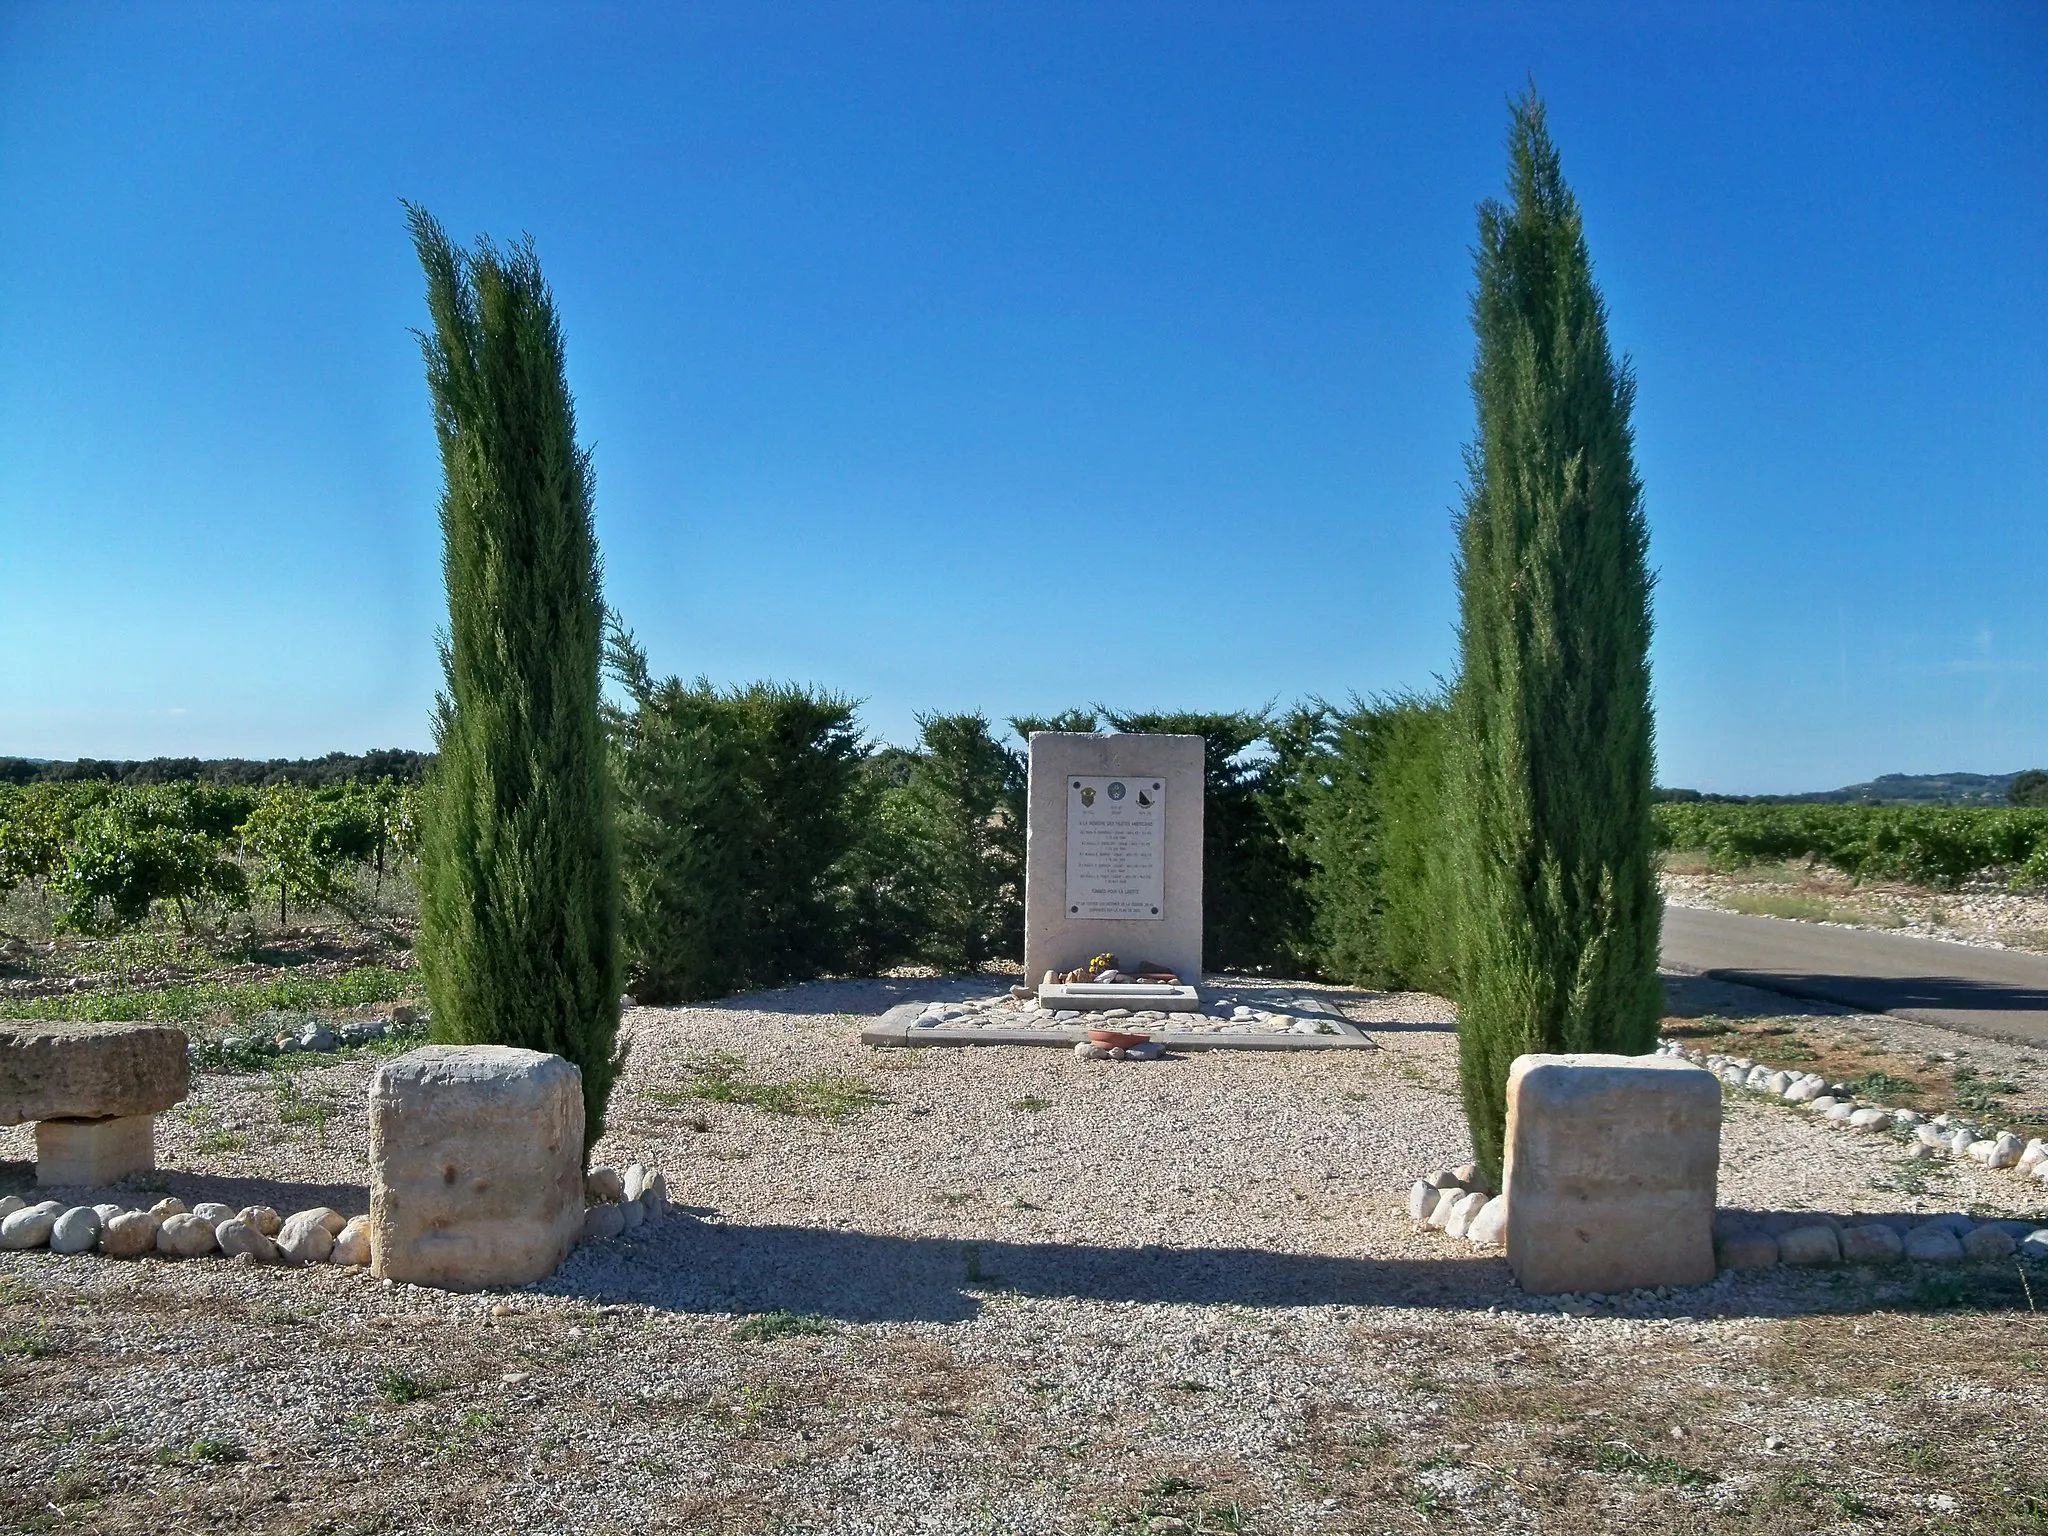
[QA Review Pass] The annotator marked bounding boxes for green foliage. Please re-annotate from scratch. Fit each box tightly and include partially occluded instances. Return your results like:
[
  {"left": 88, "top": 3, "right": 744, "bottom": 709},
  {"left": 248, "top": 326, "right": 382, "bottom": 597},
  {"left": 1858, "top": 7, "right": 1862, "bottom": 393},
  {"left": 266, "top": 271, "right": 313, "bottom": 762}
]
[
  {"left": 52, "top": 786, "right": 251, "bottom": 932},
  {"left": 2011, "top": 769, "right": 2048, "bottom": 808},
  {"left": 0, "top": 779, "right": 422, "bottom": 935},
  {"left": 884, "top": 713, "right": 1025, "bottom": 970},
  {"left": 670, "top": 1049, "right": 883, "bottom": 1120},
  {"left": 607, "top": 624, "right": 870, "bottom": 1002},
  {"left": 1288, "top": 693, "right": 1454, "bottom": 991},
  {"left": 1654, "top": 800, "right": 2048, "bottom": 888},
  {"left": 239, "top": 785, "right": 348, "bottom": 925},
  {"left": 1105, "top": 709, "right": 1311, "bottom": 974},
  {"left": 730, "top": 1310, "right": 835, "bottom": 1341},
  {"left": 1445, "top": 92, "right": 1663, "bottom": 1180},
  {"left": 0, "top": 964, "right": 412, "bottom": 1024},
  {"left": 407, "top": 205, "right": 621, "bottom": 1154}
]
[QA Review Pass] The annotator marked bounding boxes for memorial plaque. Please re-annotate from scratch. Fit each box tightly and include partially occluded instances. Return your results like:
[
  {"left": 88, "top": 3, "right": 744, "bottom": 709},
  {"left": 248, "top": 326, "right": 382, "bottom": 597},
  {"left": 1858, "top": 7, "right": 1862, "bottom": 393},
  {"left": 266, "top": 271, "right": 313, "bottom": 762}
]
[{"left": 1065, "top": 775, "right": 1165, "bottom": 920}]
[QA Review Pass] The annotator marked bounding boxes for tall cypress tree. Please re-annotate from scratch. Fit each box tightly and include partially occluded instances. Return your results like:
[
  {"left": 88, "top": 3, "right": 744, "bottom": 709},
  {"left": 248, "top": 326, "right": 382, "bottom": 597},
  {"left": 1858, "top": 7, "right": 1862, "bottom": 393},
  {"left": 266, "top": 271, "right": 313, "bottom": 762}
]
[
  {"left": 407, "top": 205, "right": 622, "bottom": 1154},
  {"left": 1447, "top": 92, "right": 1661, "bottom": 1180}
]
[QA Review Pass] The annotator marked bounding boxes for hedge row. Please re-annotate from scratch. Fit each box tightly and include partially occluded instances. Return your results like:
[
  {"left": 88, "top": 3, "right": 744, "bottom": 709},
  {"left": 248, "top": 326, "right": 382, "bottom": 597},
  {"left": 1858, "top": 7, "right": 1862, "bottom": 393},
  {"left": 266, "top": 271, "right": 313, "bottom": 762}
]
[{"left": 1652, "top": 802, "right": 2048, "bottom": 889}]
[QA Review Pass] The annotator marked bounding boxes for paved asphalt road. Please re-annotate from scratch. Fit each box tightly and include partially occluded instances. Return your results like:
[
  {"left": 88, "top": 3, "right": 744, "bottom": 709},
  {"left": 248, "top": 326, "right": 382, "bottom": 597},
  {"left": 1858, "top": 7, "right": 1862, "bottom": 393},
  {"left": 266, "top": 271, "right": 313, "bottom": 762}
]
[{"left": 1661, "top": 904, "right": 2048, "bottom": 1048}]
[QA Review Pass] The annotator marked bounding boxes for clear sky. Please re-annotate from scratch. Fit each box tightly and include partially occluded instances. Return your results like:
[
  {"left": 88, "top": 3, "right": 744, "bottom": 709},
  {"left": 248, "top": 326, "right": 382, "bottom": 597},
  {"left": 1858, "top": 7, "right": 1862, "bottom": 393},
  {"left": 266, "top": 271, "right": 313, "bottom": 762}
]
[{"left": 1, "top": 4, "right": 2042, "bottom": 793}]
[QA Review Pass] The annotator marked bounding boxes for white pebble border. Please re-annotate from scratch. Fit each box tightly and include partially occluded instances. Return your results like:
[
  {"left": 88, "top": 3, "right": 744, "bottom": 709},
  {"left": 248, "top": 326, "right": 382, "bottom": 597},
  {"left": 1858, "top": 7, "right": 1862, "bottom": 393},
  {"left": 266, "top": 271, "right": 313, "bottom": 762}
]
[
  {"left": 913, "top": 988, "right": 1352, "bottom": 1039},
  {"left": 0, "top": 1161, "right": 674, "bottom": 1278},
  {"left": 1401, "top": 1041, "right": 2048, "bottom": 1285}
]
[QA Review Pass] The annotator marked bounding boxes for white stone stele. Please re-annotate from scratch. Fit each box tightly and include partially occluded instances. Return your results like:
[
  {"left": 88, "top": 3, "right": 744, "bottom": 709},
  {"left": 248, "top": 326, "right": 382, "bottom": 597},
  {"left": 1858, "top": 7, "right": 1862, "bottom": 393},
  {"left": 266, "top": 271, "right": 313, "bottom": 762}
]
[
  {"left": 1023, "top": 733, "right": 1204, "bottom": 989},
  {"left": 1035, "top": 982, "right": 1202, "bottom": 1013},
  {"left": 34, "top": 1113, "right": 155, "bottom": 1187},
  {"left": 1502, "top": 1052, "right": 1720, "bottom": 1297},
  {"left": 369, "top": 1045, "right": 585, "bottom": 1292}
]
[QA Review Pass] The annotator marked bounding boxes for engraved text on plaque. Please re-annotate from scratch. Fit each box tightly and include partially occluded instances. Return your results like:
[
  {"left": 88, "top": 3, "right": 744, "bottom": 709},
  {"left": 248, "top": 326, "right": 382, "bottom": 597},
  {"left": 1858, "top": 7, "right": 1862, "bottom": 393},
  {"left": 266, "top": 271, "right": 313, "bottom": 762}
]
[{"left": 1065, "top": 776, "right": 1165, "bottom": 920}]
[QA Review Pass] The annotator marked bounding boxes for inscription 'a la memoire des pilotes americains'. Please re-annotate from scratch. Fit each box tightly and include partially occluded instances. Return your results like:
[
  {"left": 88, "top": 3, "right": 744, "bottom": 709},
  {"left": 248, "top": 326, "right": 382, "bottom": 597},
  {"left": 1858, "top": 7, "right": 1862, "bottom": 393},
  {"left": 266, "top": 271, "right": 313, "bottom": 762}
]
[{"left": 1065, "top": 776, "right": 1166, "bottom": 920}]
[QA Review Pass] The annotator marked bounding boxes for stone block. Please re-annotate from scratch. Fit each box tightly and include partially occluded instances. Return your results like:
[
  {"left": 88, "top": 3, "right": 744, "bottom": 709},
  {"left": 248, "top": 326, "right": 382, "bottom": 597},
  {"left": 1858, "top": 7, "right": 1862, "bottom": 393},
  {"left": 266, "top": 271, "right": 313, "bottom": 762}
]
[
  {"left": 1023, "top": 733, "right": 1204, "bottom": 988},
  {"left": 0, "top": 1022, "right": 188, "bottom": 1125},
  {"left": 370, "top": 1045, "right": 584, "bottom": 1291},
  {"left": 34, "top": 1113, "right": 155, "bottom": 1187},
  {"left": 1502, "top": 1053, "right": 1720, "bottom": 1296}
]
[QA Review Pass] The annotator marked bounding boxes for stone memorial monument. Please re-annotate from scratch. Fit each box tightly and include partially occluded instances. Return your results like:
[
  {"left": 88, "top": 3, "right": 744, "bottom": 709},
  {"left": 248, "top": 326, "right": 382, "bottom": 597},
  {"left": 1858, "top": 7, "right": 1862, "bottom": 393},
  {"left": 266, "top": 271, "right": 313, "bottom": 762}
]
[{"left": 1023, "top": 732, "right": 1203, "bottom": 995}]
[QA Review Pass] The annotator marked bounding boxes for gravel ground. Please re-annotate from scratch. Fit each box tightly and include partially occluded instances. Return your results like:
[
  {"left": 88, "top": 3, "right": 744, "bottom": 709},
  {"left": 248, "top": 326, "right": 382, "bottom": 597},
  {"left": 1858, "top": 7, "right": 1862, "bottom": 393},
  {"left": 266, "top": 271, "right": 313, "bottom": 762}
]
[{"left": 4, "top": 974, "right": 2047, "bottom": 1535}]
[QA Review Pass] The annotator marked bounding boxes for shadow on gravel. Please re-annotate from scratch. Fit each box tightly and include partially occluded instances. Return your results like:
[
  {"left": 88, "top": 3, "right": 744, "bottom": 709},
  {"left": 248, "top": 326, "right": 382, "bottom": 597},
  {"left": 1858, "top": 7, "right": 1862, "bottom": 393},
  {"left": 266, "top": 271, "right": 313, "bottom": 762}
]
[{"left": 535, "top": 1216, "right": 2046, "bottom": 1324}]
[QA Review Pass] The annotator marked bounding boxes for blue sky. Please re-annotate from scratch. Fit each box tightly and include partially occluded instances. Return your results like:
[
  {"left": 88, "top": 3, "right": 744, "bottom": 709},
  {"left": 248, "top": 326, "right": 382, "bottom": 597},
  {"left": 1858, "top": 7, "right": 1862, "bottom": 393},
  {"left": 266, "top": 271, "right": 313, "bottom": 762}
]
[{"left": 1, "top": 4, "right": 2042, "bottom": 793}]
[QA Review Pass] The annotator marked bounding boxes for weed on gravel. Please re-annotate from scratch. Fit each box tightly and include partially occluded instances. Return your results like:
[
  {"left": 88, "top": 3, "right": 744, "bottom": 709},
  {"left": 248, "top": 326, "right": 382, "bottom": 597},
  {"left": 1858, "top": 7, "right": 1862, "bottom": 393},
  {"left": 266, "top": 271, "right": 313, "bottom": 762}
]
[
  {"left": 730, "top": 1309, "right": 835, "bottom": 1342},
  {"left": 656, "top": 1049, "right": 886, "bottom": 1121}
]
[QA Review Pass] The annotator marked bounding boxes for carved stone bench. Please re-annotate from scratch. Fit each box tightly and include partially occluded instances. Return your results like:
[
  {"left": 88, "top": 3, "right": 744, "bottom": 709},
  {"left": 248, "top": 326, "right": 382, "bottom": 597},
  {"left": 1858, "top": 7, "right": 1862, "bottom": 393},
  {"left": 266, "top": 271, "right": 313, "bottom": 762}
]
[{"left": 0, "top": 1022, "right": 191, "bottom": 1187}]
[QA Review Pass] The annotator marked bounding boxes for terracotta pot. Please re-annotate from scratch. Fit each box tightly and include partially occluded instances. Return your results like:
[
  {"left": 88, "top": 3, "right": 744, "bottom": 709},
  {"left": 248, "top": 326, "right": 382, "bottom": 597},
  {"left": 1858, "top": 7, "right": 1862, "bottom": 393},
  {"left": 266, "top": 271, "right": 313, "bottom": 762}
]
[{"left": 1086, "top": 1029, "right": 1150, "bottom": 1049}]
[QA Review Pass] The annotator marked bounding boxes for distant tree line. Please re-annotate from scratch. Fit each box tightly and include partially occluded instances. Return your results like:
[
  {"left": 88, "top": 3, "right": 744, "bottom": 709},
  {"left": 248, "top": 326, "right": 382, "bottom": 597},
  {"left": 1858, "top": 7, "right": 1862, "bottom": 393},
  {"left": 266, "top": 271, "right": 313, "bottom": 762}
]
[{"left": 0, "top": 749, "right": 432, "bottom": 788}]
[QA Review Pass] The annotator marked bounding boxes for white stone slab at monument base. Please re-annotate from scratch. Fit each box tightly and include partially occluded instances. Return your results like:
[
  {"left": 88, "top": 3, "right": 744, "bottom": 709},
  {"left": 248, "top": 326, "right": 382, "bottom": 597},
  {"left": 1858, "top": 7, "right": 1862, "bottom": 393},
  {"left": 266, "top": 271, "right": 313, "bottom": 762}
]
[
  {"left": 1024, "top": 733, "right": 1204, "bottom": 989},
  {"left": 1036, "top": 982, "right": 1202, "bottom": 1012},
  {"left": 1502, "top": 1052, "right": 1720, "bottom": 1296},
  {"left": 369, "top": 1045, "right": 585, "bottom": 1291}
]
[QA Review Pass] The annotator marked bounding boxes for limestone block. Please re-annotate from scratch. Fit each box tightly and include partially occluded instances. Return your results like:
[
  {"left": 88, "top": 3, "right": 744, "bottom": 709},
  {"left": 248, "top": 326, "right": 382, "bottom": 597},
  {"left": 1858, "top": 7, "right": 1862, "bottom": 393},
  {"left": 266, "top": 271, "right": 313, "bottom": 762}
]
[
  {"left": 0, "top": 1022, "right": 188, "bottom": 1125},
  {"left": 370, "top": 1045, "right": 584, "bottom": 1291},
  {"left": 34, "top": 1114, "right": 155, "bottom": 1187},
  {"left": 1503, "top": 1053, "right": 1720, "bottom": 1296}
]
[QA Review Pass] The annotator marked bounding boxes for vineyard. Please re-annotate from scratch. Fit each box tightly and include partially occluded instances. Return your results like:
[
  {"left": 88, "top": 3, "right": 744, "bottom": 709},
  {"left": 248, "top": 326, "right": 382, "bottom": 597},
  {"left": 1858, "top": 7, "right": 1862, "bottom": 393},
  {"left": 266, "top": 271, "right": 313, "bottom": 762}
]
[
  {"left": 1653, "top": 801, "right": 2048, "bottom": 889},
  {"left": 0, "top": 779, "right": 419, "bottom": 934}
]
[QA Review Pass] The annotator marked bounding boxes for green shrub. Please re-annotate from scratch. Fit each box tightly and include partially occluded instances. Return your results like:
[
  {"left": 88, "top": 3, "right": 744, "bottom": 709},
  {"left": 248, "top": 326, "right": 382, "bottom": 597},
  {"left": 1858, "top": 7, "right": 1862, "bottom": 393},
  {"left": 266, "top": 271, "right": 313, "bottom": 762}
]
[
  {"left": 407, "top": 206, "right": 621, "bottom": 1153},
  {"left": 885, "top": 713, "right": 1025, "bottom": 970},
  {"left": 1290, "top": 693, "right": 1454, "bottom": 992},
  {"left": 607, "top": 626, "right": 868, "bottom": 1002},
  {"left": 1445, "top": 93, "right": 1663, "bottom": 1181}
]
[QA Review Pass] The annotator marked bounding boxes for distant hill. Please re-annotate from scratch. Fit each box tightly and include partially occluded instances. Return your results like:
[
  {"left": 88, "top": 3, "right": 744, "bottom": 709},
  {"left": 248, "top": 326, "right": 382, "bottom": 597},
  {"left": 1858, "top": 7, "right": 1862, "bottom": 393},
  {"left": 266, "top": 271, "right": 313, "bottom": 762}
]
[{"left": 1658, "top": 771, "right": 2035, "bottom": 806}]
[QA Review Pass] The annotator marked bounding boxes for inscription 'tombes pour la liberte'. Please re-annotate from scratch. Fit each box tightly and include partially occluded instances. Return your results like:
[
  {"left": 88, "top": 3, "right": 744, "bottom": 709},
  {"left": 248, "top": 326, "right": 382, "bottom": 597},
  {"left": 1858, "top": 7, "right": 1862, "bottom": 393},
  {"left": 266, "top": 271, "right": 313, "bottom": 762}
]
[{"left": 1065, "top": 776, "right": 1165, "bottom": 920}]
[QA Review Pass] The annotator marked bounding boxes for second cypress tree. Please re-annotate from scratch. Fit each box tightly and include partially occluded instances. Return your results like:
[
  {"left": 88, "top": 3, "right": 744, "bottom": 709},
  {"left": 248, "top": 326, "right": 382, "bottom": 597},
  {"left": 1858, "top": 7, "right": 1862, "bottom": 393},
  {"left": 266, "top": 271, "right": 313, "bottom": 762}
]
[
  {"left": 408, "top": 205, "right": 622, "bottom": 1153},
  {"left": 1447, "top": 93, "right": 1662, "bottom": 1180}
]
